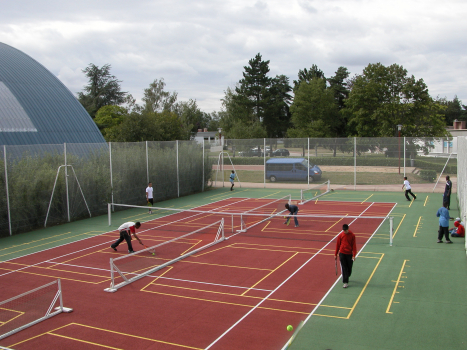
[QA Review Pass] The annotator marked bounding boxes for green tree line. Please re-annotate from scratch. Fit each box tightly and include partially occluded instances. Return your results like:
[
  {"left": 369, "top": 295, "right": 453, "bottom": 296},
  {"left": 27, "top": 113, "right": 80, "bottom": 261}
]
[{"left": 78, "top": 58, "right": 467, "bottom": 143}]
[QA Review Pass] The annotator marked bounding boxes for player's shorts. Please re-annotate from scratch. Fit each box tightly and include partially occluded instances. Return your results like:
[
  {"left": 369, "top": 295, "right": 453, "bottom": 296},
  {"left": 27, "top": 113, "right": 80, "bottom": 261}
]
[{"left": 148, "top": 198, "right": 154, "bottom": 205}]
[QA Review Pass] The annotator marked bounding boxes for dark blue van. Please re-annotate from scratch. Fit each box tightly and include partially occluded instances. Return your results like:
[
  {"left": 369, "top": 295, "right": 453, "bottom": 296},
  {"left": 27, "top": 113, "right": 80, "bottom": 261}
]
[{"left": 265, "top": 158, "right": 322, "bottom": 182}]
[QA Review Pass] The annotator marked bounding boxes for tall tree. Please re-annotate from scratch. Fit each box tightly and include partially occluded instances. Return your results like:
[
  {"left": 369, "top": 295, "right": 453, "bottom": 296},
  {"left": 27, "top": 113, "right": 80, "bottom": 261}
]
[
  {"left": 235, "top": 53, "right": 272, "bottom": 123},
  {"left": 94, "top": 105, "right": 128, "bottom": 140},
  {"left": 436, "top": 95, "right": 466, "bottom": 125},
  {"left": 293, "top": 65, "right": 325, "bottom": 92},
  {"left": 263, "top": 75, "right": 292, "bottom": 138},
  {"left": 78, "top": 64, "right": 126, "bottom": 118},
  {"left": 288, "top": 77, "right": 339, "bottom": 138},
  {"left": 142, "top": 78, "right": 178, "bottom": 113},
  {"left": 344, "top": 63, "right": 448, "bottom": 138}
]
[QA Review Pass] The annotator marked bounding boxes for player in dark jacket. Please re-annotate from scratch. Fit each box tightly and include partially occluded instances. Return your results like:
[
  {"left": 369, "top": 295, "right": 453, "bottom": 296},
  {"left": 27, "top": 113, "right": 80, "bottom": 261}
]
[{"left": 284, "top": 203, "right": 299, "bottom": 227}]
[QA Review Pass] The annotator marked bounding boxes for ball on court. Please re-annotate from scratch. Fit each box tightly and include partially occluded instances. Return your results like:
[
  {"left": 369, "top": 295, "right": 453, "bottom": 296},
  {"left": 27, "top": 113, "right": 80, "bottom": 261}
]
[
  {"left": 151, "top": 253, "right": 155, "bottom": 256},
  {"left": 287, "top": 325, "right": 293, "bottom": 331}
]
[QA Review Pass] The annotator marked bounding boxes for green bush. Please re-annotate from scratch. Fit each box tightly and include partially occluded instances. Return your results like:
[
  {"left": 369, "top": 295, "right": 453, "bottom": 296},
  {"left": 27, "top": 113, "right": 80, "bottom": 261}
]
[{"left": 419, "top": 169, "right": 437, "bottom": 182}]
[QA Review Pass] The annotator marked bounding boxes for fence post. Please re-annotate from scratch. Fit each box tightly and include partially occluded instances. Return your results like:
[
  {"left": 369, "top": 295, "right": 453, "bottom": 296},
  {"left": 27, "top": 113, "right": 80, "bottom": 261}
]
[
  {"left": 264, "top": 138, "right": 266, "bottom": 188},
  {"left": 109, "top": 142, "right": 114, "bottom": 211},
  {"left": 202, "top": 141, "right": 205, "bottom": 192},
  {"left": 146, "top": 141, "right": 149, "bottom": 184},
  {"left": 307, "top": 138, "right": 310, "bottom": 187},
  {"left": 4, "top": 145, "right": 11, "bottom": 236},
  {"left": 177, "top": 140, "right": 180, "bottom": 197},
  {"left": 354, "top": 137, "right": 357, "bottom": 190},
  {"left": 403, "top": 137, "right": 406, "bottom": 177},
  {"left": 64, "top": 143, "right": 70, "bottom": 222}
]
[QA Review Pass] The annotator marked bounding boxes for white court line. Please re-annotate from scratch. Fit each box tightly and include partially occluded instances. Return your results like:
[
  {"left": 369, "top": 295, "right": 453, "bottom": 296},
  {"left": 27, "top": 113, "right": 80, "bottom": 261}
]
[
  {"left": 45, "top": 262, "right": 274, "bottom": 293},
  {"left": 0, "top": 197, "right": 252, "bottom": 279},
  {"left": 205, "top": 202, "right": 377, "bottom": 349}
]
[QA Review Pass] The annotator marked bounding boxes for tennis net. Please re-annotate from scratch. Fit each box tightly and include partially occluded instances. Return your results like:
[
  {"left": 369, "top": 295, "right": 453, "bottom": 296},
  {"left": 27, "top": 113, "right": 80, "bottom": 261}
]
[
  {"left": 105, "top": 219, "right": 225, "bottom": 292},
  {"left": 0, "top": 279, "right": 72, "bottom": 341},
  {"left": 300, "top": 180, "right": 331, "bottom": 204}
]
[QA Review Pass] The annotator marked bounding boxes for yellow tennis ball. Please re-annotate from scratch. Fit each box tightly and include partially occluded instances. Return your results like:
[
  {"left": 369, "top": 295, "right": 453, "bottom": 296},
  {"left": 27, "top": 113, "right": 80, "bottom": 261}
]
[{"left": 287, "top": 325, "right": 293, "bottom": 331}]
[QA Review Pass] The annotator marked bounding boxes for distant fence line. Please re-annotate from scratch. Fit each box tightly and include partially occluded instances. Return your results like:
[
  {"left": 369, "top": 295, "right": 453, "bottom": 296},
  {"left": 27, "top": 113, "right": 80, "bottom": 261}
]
[{"left": 0, "top": 136, "right": 460, "bottom": 238}]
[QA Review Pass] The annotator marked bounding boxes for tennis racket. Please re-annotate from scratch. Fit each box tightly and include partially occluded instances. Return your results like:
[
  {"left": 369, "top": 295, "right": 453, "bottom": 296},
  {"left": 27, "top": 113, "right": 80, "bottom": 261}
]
[
  {"left": 141, "top": 242, "right": 156, "bottom": 256},
  {"left": 335, "top": 259, "right": 338, "bottom": 275}
]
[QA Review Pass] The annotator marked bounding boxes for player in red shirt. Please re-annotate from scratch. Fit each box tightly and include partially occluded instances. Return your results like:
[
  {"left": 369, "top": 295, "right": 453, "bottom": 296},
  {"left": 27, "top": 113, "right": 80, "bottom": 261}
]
[
  {"left": 334, "top": 224, "right": 357, "bottom": 288},
  {"left": 450, "top": 219, "right": 465, "bottom": 238}
]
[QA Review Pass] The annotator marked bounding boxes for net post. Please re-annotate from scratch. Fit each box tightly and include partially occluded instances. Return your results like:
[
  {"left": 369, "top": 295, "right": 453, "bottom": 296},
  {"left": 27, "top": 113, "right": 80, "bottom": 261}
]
[
  {"left": 58, "top": 278, "right": 64, "bottom": 312},
  {"left": 389, "top": 216, "right": 394, "bottom": 246},
  {"left": 327, "top": 179, "right": 330, "bottom": 192},
  {"left": 108, "top": 203, "right": 111, "bottom": 226},
  {"left": 300, "top": 189, "right": 304, "bottom": 204}
]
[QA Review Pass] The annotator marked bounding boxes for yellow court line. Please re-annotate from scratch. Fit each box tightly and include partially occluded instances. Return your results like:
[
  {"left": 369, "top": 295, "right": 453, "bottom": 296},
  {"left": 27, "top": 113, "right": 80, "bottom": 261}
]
[
  {"left": 9, "top": 323, "right": 72, "bottom": 347},
  {"left": 325, "top": 215, "right": 347, "bottom": 232},
  {"left": 424, "top": 195, "right": 429, "bottom": 207},
  {"left": 259, "top": 191, "right": 282, "bottom": 199},
  {"left": 0, "top": 233, "right": 85, "bottom": 258},
  {"left": 361, "top": 194, "right": 374, "bottom": 203},
  {"left": 0, "top": 231, "right": 72, "bottom": 251},
  {"left": 49, "top": 333, "right": 123, "bottom": 349},
  {"left": 47, "top": 248, "right": 109, "bottom": 268},
  {"left": 392, "top": 214, "right": 406, "bottom": 240},
  {"left": 140, "top": 266, "right": 173, "bottom": 291},
  {"left": 345, "top": 253, "right": 385, "bottom": 319},
  {"left": 386, "top": 260, "right": 409, "bottom": 314},
  {"left": 142, "top": 289, "right": 309, "bottom": 315},
  {"left": 4, "top": 261, "right": 108, "bottom": 279},
  {"left": 413, "top": 216, "right": 422, "bottom": 237},
  {"left": 179, "top": 241, "right": 203, "bottom": 256},
  {"left": 0, "top": 267, "right": 105, "bottom": 284},
  {"left": 241, "top": 252, "right": 299, "bottom": 296}
]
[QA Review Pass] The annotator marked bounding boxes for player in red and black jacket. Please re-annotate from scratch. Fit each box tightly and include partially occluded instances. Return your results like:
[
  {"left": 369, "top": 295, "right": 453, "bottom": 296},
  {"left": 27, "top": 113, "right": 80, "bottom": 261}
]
[{"left": 334, "top": 224, "right": 357, "bottom": 288}]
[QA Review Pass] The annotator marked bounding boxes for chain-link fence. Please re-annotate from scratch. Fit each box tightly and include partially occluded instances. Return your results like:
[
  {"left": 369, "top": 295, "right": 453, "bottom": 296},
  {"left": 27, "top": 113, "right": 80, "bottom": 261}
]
[
  {"left": 0, "top": 141, "right": 213, "bottom": 237},
  {"left": 216, "top": 137, "right": 457, "bottom": 191},
  {"left": 0, "top": 137, "right": 459, "bottom": 237}
]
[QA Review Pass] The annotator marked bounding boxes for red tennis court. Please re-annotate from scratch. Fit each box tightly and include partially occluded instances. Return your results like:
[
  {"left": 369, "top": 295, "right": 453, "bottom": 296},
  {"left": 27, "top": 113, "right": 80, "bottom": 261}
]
[{"left": 0, "top": 198, "right": 396, "bottom": 350}]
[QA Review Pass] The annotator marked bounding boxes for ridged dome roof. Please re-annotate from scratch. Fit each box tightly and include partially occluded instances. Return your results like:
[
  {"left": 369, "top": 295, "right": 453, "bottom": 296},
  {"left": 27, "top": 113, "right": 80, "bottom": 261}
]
[{"left": 0, "top": 42, "right": 105, "bottom": 145}]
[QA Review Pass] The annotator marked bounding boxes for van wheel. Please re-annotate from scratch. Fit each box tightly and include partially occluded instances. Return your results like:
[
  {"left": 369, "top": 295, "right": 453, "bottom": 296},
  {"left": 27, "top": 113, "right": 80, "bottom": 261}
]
[
  {"left": 309, "top": 176, "right": 314, "bottom": 182},
  {"left": 270, "top": 176, "right": 277, "bottom": 182}
]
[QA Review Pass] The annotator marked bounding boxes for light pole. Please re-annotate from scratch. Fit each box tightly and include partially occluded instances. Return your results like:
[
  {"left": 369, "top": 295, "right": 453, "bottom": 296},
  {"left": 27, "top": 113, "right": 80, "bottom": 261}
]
[{"left": 397, "top": 124, "right": 402, "bottom": 175}]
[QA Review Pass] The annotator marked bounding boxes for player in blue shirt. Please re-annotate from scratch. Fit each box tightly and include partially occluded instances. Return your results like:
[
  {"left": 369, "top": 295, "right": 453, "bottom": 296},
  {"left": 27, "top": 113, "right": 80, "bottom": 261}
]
[
  {"left": 284, "top": 203, "right": 299, "bottom": 227},
  {"left": 229, "top": 170, "right": 236, "bottom": 191},
  {"left": 436, "top": 203, "right": 454, "bottom": 243}
]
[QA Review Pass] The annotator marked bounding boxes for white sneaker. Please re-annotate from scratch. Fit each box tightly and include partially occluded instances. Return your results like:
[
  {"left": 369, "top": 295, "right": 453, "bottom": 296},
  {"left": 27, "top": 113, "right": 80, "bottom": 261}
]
[{"left": 343, "top": 283, "right": 348, "bottom": 288}]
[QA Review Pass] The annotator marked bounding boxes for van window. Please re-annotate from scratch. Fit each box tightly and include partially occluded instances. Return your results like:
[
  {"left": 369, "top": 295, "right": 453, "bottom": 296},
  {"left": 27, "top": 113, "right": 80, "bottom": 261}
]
[
  {"left": 267, "top": 163, "right": 293, "bottom": 171},
  {"left": 295, "top": 163, "right": 307, "bottom": 171}
]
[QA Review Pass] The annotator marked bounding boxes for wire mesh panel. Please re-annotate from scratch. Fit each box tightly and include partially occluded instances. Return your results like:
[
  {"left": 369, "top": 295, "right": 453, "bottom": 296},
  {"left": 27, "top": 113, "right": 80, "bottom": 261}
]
[
  {"left": 111, "top": 142, "right": 148, "bottom": 205},
  {"left": 105, "top": 219, "right": 225, "bottom": 292},
  {"left": 177, "top": 140, "right": 209, "bottom": 197},
  {"left": 147, "top": 141, "right": 177, "bottom": 202},
  {"left": 0, "top": 279, "right": 71, "bottom": 340},
  {"left": 65, "top": 143, "right": 111, "bottom": 219},
  {"left": 5, "top": 144, "right": 64, "bottom": 234},
  {"left": 0, "top": 146, "right": 7, "bottom": 237}
]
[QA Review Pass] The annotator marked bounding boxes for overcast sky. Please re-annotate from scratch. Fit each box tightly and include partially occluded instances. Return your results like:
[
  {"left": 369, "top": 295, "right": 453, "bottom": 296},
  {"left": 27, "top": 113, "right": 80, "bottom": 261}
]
[{"left": 1, "top": 0, "right": 466, "bottom": 113}]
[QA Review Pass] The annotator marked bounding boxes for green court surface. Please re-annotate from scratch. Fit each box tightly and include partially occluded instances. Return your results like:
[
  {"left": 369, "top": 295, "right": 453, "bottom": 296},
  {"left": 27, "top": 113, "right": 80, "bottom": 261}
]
[{"left": 1, "top": 187, "right": 466, "bottom": 350}]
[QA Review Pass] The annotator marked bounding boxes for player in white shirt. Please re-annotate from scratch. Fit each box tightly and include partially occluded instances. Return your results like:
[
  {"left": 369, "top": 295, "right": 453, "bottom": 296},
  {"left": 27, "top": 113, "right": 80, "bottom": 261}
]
[
  {"left": 110, "top": 221, "right": 142, "bottom": 253},
  {"left": 146, "top": 182, "right": 154, "bottom": 214},
  {"left": 402, "top": 177, "right": 417, "bottom": 201}
]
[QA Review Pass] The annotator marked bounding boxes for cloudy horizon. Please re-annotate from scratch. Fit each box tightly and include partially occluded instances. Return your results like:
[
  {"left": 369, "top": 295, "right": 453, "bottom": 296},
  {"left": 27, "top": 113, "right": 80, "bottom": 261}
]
[{"left": 2, "top": 0, "right": 466, "bottom": 113}]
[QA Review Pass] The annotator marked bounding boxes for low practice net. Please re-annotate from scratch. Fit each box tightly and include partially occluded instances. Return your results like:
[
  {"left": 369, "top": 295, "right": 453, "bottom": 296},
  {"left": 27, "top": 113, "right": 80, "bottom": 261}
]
[
  {"left": 0, "top": 279, "right": 72, "bottom": 341},
  {"left": 108, "top": 194, "right": 394, "bottom": 246},
  {"left": 105, "top": 219, "right": 225, "bottom": 292},
  {"left": 300, "top": 180, "right": 331, "bottom": 204}
]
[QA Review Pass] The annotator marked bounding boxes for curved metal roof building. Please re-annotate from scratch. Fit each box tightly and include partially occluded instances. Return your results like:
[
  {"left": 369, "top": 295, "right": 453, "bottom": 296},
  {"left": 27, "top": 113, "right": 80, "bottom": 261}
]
[{"left": 0, "top": 42, "right": 105, "bottom": 145}]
